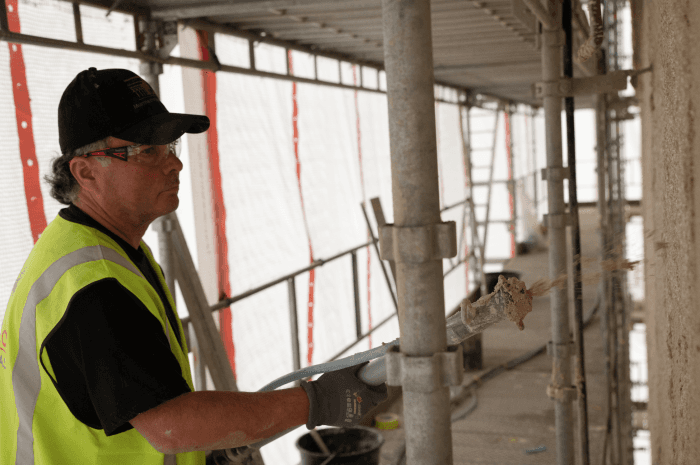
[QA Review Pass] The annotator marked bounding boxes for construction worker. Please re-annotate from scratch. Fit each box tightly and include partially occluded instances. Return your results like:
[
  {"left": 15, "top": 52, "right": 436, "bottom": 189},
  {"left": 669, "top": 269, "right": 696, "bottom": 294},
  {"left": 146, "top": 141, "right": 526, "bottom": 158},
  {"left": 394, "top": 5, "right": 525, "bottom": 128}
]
[{"left": 0, "top": 68, "right": 387, "bottom": 464}]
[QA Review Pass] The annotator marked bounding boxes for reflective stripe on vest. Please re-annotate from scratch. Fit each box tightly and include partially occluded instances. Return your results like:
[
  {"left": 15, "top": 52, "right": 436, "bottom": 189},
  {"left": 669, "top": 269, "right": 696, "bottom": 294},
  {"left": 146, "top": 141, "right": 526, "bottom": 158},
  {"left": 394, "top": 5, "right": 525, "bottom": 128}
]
[{"left": 12, "top": 246, "right": 143, "bottom": 464}]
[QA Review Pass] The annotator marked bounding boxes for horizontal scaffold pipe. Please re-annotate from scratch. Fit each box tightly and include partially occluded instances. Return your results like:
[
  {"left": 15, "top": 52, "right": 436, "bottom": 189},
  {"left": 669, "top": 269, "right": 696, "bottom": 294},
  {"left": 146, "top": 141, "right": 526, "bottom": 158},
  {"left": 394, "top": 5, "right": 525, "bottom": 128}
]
[
  {"left": 0, "top": 29, "right": 542, "bottom": 108},
  {"left": 0, "top": 29, "right": 388, "bottom": 95},
  {"left": 207, "top": 239, "right": 375, "bottom": 313}
]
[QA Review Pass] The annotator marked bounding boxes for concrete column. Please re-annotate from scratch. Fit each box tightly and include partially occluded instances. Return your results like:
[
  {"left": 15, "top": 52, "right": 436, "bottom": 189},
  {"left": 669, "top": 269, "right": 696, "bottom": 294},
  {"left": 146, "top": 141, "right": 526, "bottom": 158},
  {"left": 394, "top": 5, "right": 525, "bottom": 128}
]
[
  {"left": 381, "top": 1, "right": 454, "bottom": 464},
  {"left": 540, "top": 3, "right": 575, "bottom": 464}
]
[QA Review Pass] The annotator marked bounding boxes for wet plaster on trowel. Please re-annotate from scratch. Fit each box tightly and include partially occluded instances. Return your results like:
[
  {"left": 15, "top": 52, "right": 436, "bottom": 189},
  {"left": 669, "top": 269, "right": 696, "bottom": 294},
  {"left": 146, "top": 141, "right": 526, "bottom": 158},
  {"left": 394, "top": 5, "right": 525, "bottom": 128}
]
[
  {"left": 460, "top": 275, "right": 534, "bottom": 332},
  {"left": 461, "top": 257, "right": 642, "bottom": 333}
]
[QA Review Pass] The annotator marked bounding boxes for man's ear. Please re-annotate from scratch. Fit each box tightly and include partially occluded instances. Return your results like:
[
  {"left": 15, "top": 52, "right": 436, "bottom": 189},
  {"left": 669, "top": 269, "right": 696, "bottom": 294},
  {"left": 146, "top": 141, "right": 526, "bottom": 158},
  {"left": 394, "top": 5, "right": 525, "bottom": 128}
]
[{"left": 69, "top": 157, "right": 98, "bottom": 193}]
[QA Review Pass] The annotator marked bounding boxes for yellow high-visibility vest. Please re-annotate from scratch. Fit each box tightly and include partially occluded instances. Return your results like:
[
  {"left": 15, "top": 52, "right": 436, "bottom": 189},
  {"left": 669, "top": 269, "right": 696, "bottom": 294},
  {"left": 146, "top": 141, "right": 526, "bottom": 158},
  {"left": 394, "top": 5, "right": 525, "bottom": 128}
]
[{"left": 0, "top": 215, "right": 205, "bottom": 465}]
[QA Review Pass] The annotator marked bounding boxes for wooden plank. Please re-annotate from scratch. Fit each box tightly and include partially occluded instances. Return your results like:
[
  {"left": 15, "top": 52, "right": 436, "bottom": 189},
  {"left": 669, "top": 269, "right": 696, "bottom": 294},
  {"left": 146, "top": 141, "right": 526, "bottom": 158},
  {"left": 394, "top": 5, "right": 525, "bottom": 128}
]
[
  {"left": 168, "top": 212, "right": 239, "bottom": 393},
  {"left": 369, "top": 197, "right": 397, "bottom": 285}
]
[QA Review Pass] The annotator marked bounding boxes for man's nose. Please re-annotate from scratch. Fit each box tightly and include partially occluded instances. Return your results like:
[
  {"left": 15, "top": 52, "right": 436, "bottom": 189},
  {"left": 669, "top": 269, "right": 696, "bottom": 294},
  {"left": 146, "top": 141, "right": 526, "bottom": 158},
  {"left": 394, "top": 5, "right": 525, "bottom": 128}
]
[{"left": 162, "top": 152, "right": 183, "bottom": 174}]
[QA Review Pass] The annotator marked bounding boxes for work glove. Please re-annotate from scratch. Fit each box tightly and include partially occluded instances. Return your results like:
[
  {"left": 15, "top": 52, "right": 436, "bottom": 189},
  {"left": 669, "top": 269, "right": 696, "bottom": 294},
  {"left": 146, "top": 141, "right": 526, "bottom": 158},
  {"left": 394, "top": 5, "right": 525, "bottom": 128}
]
[{"left": 300, "top": 361, "right": 388, "bottom": 430}]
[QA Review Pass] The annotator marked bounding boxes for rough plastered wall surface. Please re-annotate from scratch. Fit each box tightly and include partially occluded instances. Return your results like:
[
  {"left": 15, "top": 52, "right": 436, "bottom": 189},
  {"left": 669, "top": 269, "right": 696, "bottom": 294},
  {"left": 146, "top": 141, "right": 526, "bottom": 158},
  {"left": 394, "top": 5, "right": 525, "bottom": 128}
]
[{"left": 639, "top": 0, "right": 700, "bottom": 463}]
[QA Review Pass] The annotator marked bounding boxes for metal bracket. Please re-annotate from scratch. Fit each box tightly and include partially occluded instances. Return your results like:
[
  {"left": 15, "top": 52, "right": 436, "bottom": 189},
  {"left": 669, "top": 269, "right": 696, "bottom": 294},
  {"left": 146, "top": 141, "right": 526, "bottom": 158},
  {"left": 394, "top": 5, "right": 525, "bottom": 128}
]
[
  {"left": 157, "top": 21, "right": 179, "bottom": 60},
  {"left": 138, "top": 20, "right": 179, "bottom": 76},
  {"left": 546, "top": 340, "right": 575, "bottom": 358},
  {"left": 546, "top": 383, "right": 578, "bottom": 402},
  {"left": 534, "top": 70, "right": 631, "bottom": 99},
  {"left": 541, "top": 166, "right": 570, "bottom": 182},
  {"left": 543, "top": 213, "right": 571, "bottom": 229},
  {"left": 385, "top": 344, "right": 464, "bottom": 393},
  {"left": 629, "top": 65, "right": 653, "bottom": 88},
  {"left": 379, "top": 221, "right": 457, "bottom": 263},
  {"left": 607, "top": 95, "right": 639, "bottom": 113}
]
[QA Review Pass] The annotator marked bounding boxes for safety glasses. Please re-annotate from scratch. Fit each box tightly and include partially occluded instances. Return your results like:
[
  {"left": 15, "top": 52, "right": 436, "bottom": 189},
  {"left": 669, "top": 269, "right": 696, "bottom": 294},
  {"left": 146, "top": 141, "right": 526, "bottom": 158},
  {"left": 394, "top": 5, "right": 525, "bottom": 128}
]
[{"left": 82, "top": 139, "right": 181, "bottom": 166}]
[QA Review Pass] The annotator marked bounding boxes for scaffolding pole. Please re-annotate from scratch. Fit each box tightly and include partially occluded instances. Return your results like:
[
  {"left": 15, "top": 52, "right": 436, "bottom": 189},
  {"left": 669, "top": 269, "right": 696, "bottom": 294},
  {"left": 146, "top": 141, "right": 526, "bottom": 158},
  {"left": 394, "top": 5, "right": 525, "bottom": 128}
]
[
  {"left": 505, "top": 104, "right": 517, "bottom": 257},
  {"left": 595, "top": 47, "right": 616, "bottom": 465},
  {"left": 380, "top": 0, "right": 458, "bottom": 463},
  {"left": 541, "top": 2, "right": 576, "bottom": 464},
  {"left": 137, "top": 20, "right": 177, "bottom": 301},
  {"left": 563, "top": 1, "right": 591, "bottom": 463}
]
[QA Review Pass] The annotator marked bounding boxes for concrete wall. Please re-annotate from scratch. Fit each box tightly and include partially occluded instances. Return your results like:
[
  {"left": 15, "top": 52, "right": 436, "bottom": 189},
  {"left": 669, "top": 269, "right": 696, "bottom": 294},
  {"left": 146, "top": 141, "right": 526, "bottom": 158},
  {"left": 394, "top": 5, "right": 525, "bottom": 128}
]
[{"left": 636, "top": 0, "right": 700, "bottom": 463}]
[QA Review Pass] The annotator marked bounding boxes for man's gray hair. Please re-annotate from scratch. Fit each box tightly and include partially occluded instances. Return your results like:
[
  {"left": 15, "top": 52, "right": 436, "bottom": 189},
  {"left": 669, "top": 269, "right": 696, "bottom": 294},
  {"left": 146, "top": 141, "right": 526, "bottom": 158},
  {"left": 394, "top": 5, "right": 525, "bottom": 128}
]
[{"left": 44, "top": 138, "right": 111, "bottom": 205}]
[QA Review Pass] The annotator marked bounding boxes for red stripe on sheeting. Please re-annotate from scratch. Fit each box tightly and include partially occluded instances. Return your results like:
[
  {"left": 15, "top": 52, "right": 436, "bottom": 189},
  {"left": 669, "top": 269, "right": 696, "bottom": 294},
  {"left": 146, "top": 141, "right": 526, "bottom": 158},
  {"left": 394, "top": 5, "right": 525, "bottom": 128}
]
[
  {"left": 460, "top": 108, "right": 470, "bottom": 293},
  {"left": 505, "top": 112, "right": 515, "bottom": 258},
  {"left": 197, "top": 30, "right": 236, "bottom": 379},
  {"left": 288, "top": 51, "right": 316, "bottom": 366},
  {"left": 352, "top": 66, "right": 371, "bottom": 349},
  {"left": 7, "top": 0, "right": 47, "bottom": 243}
]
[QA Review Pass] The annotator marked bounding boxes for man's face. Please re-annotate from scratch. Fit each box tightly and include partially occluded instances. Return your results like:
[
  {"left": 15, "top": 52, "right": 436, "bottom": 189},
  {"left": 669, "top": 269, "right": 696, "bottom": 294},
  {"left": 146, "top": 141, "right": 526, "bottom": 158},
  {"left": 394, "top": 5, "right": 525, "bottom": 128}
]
[{"left": 71, "top": 136, "right": 183, "bottom": 229}]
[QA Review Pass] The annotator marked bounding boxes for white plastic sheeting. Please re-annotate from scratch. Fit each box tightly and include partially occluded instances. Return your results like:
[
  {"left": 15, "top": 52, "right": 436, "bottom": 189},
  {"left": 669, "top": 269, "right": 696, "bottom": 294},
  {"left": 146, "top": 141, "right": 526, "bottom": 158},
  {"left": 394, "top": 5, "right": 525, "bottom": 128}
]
[
  {"left": 0, "top": 0, "right": 143, "bottom": 327},
  {"left": 187, "top": 41, "right": 470, "bottom": 462}
]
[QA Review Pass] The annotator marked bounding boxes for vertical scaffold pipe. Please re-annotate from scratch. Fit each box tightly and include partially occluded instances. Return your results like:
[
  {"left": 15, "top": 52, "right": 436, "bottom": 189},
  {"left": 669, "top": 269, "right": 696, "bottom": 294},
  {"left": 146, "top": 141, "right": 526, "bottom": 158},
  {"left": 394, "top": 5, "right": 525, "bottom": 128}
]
[
  {"left": 541, "top": 3, "right": 576, "bottom": 465},
  {"left": 139, "top": 19, "right": 175, "bottom": 295},
  {"left": 595, "top": 48, "right": 615, "bottom": 465},
  {"left": 380, "top": 0, "right": 454, "bottom": 464},
  {"left": 563, "top": 0, "right": 590, "bottom": 463}
]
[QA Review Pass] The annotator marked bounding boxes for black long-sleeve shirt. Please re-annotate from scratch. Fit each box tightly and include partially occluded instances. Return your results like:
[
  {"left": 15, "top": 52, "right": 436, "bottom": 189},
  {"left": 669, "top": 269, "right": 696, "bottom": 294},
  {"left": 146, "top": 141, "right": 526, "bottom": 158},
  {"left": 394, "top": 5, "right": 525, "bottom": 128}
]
[{"left": 43, "top": 204, "right": 192, "bottom": 436}]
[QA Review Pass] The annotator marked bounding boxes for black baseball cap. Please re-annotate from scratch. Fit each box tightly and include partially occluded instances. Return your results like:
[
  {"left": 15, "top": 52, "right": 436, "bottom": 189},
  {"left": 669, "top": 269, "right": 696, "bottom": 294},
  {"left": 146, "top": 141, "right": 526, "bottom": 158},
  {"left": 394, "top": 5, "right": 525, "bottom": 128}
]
[{"left": 58, "top": 67, "right": 210, "bottom": 155}]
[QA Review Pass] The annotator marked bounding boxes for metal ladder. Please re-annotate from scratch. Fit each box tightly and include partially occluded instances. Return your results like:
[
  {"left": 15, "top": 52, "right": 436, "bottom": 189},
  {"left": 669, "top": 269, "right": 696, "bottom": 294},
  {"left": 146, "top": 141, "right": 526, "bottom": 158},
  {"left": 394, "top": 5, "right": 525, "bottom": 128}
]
[{"left": 459, "top": 101, "right": 506, "bottom": 296}]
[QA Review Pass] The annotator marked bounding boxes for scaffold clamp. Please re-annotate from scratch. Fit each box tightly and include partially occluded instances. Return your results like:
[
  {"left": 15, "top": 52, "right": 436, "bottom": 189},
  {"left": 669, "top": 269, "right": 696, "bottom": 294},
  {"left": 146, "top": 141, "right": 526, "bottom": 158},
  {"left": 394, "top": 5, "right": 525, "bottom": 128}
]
[
  {"left": 547, "top": 384, "right": 578, "bottom": 403},
  {"left": 543, "top": 213, "right": 571, "bottom": 229},
  {"left": 535, "top": 70, "right": 631, "bottom": 98},
  {"left": 546, "top": 340, "right": 575, "bottom": 359},
  {"left": 379, "top": 222, "right": 457, "bottom": 263},
  {"left": 385, "top": 344, "right": 464, "bottom": 393},
  {"left": 541, "top": 166, "right": 570, "bottom": 182}
]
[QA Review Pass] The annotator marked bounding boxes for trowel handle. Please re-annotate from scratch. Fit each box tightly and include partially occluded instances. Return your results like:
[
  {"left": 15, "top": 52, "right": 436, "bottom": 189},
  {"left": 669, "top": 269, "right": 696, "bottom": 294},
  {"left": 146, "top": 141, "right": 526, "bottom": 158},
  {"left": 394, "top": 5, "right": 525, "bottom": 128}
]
[{"left": 356, "top": 356, "right": 387, "bottom": 386}]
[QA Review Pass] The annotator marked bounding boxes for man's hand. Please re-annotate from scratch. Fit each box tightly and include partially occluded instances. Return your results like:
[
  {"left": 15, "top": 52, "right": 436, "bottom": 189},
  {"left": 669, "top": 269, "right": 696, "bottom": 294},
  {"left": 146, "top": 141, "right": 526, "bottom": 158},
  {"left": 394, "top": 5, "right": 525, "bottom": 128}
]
[{"left": 300, "top": 361, "right": 388, "bottom": 429}]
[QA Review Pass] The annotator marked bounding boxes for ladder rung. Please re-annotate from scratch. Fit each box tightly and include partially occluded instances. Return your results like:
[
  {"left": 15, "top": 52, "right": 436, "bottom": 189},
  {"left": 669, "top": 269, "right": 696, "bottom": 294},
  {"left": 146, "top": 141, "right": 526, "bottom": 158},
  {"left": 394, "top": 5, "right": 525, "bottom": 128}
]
[
  {"left": 476, "top": 220, "right": 512, "bottom": 225},
  {"left": 471, "top": 180, "right": 509, "bottom": 186},
  {"left": 470, "top": 147, "right": 492, "bottom": 151}
]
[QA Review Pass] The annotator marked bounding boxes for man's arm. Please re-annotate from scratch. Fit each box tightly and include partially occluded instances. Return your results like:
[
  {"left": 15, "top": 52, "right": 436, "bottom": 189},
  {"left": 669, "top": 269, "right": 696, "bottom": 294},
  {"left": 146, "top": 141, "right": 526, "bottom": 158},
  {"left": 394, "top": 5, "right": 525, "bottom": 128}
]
[{"left": 130, "top": 387, "right": 309, "bottom": 454}]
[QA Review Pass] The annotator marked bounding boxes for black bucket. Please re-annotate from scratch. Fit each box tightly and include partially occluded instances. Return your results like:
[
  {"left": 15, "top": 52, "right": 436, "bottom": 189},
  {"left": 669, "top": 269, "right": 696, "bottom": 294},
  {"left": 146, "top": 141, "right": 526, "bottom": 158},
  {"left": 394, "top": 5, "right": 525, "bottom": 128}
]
[
  {"left": 296, "top": 426, "right": 384, "bottom": 465},
  {"left": 484, "top": 271, "right": 522, "bottom": 294}
]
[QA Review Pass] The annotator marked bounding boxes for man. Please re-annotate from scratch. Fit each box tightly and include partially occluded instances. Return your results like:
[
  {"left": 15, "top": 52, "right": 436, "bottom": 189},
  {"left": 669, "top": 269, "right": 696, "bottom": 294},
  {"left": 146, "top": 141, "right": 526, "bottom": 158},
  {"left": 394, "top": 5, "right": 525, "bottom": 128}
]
[{"left": 0, "top": 68, "right": 387, "bottom": 464}]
